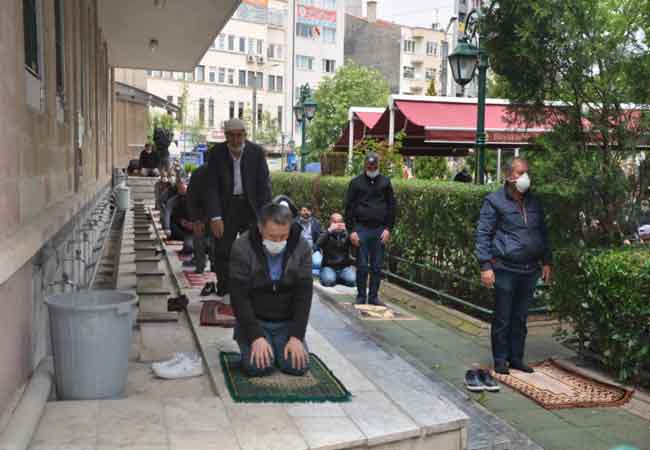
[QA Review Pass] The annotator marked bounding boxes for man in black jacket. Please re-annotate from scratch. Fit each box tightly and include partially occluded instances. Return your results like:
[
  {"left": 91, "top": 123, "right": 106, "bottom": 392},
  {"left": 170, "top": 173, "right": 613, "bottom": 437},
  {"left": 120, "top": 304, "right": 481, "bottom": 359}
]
[
  {"left": 344, "top": 152, "right": 397, "bottom": 305},
  {"left": 170, "top": 177, "right": 194, "bottom": 255},
  {"left": 475, "top": 158, "right": 553, "bottom": 375},
  {"left": 317, "top": 213, "right": 356, "bottom": 287},
  {"left": 205, "top": 118, "right": 272, "bottom": 297},
  {"left": 230, "top": 203, "right": 312, "bottom": 376},
  {"left": 187, "top": 162, "right": 215, "bottom": 276},
  {"left": 138, "top": 143, "right": 160, "bottom": 176}
]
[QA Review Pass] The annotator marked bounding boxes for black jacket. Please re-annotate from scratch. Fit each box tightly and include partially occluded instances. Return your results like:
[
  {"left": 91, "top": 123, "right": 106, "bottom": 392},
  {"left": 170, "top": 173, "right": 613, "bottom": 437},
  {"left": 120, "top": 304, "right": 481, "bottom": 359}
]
[
  {"left": 186, "top": 164, "right": 210, "bottom": 222},
  {"left": 295, "top": 217, "right": 322, "bottom": 250},
  {"left": 475, "top": 186, "right": 553, "bottom": 273},
  {"left": 139, "top": 150, "right": 159, "bottom": 170},
  {"left": 205, "top": 141, "right": 271, "bottom": 220},
  {"left": 317, "top": 230, "right": 354, "bottom": 269},
  {"left": 344, "top": 173, "right": 397, "bottom": 231},
  {"left": 229, "top": 223, "right": 313, "bottom": 345},
  {"left": 170, "top": 194, "right": 191, "bottom": 230}
]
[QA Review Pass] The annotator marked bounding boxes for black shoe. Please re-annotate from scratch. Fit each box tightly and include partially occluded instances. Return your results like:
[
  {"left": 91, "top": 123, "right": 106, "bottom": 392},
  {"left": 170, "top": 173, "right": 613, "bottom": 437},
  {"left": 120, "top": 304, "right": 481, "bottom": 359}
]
[
  {"left": 510, "top": 361, "right": 534, "bottom": 373},
  {"left": 355, "top": 297, "right": 367, "bottom": 305},
  {"left": 369, "top": 299, "right": 385, "bottom": 307},
  {"left": 167, "top": 295, "right": 189, "bottom": 312},
  {"left": 494, "top": 362, "right": 510, "bottom": 375},
  {"left": 182, "top": 259, "right": 195, "bottom": 267},
  {"left": 194, "top": 266, "right": 205, "bottom": 274},
  {"left": 464, "top": 370, "right": 485, "bottom": 392},
  {"left": 200, "top": 282, "right": 215, "bottom": 297},
  {"left": 478, "top": 369, "right": 500, "bottom": 392}
]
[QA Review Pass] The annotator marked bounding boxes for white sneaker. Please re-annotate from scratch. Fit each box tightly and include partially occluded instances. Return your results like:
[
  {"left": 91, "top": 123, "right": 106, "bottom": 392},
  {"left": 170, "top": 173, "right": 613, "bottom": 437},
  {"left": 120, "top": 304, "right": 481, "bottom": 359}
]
[
  {"left": 153, "top": 354, "right": 203, "bottom": 379},
  {"left": 151, "top": 352, "right": 198, "bottom": 372}
]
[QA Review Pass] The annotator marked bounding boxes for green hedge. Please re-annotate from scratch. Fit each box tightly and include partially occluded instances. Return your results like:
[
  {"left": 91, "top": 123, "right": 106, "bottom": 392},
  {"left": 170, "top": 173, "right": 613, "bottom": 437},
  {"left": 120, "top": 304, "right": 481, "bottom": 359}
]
[
  {"left": 552, "top": 247, "right": 650, "bottom": 384},
  {"left": 272, "top": 173, "right": 580, "bottom": 318}
]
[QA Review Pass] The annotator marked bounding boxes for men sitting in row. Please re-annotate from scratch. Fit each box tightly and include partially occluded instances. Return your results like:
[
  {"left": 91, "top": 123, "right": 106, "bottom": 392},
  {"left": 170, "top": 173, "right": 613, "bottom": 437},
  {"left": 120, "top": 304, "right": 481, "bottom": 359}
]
[
  {"left": 295, "top": 204, "right": 323, "bottom": 275},
  {"left": 317, "top": 213, "right": 356, "bottom": 287}
]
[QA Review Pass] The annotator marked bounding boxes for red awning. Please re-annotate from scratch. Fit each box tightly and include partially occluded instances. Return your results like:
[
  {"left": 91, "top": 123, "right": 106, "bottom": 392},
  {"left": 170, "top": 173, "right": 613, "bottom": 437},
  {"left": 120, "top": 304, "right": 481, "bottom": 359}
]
[{"left": 333, "top": 110, "right": 384, "bottom": 148}]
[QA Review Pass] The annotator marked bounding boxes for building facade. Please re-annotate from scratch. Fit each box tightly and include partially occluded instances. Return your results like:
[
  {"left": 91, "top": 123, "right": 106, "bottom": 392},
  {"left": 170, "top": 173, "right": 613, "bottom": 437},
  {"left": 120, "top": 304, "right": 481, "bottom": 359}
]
[
  {"left": 443, "top": 0, "right": 481, "bottom": 98},
  {"left": 344, "top": 1, "right": 445, "bottom": 96},
  {"left": 141, "top": 0, "right": 346, "bottom": 150}
]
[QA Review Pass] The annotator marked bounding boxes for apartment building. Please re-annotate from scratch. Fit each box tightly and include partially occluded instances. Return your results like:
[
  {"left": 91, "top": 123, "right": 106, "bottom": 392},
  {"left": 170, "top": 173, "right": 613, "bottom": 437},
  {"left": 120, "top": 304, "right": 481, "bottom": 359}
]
[
  {"left": 345, "top": 1, "right": 445, "bottom": 96},
  {"left": 443, "top": 0, "right": 481, "bottom": 98},
  {"left": 142, "top": 0, "right": 345, "bottom": 149}
]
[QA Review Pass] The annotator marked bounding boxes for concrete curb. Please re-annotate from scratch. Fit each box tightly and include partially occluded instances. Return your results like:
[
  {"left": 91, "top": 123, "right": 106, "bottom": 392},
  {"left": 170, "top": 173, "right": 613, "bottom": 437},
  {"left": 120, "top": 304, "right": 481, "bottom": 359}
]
[{"left": 0, "top": 358, "right": 53, "bottom": 450}]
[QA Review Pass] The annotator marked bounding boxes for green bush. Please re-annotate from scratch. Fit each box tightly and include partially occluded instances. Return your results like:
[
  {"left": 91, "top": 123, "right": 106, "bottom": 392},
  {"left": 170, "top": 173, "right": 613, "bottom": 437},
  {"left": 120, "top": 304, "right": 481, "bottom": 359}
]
[
  {"left": 272, "top": 173, "right": 580, "bottom": 318},
  {"left": 551, "top": 246, "right": 650, "bottom": 384}
]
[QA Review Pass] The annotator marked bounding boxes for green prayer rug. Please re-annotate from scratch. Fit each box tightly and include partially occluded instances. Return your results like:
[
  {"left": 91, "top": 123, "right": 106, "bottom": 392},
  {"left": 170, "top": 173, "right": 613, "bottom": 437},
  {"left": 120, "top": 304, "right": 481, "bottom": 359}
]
[{"left": 219, "top": 352, "right": 352, "bottom": 403}]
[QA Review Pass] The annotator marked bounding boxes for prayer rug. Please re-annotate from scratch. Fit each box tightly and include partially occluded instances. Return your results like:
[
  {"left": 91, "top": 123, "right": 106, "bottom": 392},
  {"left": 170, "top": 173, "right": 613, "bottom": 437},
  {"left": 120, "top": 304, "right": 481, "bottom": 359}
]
[
  {"left": 492, "top": 359, "right": 633, "bottom": 409},
  {"left": 182, "top": 270, "right": 216, "bottom": 287},
  {"left": 340, "top": 302, "right": 417, "bottom": 321},
  {"left": 200, "top": 300, "right": 235, "bottom": 327},
  {"left": 220, "top": 352, "right": 351, "bottom": 403}
]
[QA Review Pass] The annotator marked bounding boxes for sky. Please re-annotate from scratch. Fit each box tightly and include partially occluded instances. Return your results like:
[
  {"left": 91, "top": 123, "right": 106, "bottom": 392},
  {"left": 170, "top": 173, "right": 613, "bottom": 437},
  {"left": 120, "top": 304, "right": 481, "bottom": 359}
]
[{"left": 361, "top": 0, "right": 456, "bottom": 30}]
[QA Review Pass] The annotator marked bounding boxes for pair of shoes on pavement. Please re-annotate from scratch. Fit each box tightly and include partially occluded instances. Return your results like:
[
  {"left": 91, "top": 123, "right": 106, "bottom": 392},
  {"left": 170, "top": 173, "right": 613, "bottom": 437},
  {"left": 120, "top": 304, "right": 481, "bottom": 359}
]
[
  {"left": 152, "top": 352, "right": 203, "bottom": 379},
  {"left": 465, "top": 369, "right": 500, "bottom": 392},
  {"left": 494, "top": 361, "right": 535, "bottom": 375},
  {"left": 167, "top": 295, "right": 189, "bottom": 312},
  {"left": 200, "top": 282, "right": 216, "bottom": 296}
]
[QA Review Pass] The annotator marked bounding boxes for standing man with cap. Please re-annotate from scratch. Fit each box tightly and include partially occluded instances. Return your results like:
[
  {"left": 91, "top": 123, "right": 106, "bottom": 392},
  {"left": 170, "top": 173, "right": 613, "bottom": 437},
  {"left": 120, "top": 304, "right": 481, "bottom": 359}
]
[
  {"left": 344, "top": 152, "right": 397, "bottom": 305},
  {"left": 205, "top": 118, "right": 272, "bottom": 297}
]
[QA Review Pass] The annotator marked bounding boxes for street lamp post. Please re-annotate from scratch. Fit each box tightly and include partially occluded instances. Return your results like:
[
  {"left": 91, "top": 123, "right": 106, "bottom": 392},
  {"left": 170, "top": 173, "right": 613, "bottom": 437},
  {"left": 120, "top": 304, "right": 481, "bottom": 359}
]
[
  {"left": 293, "top": 84, "right": 317, "bottom": 171},
  {"left": 447, "top": 9, "right": 488, "bottom": 184}
]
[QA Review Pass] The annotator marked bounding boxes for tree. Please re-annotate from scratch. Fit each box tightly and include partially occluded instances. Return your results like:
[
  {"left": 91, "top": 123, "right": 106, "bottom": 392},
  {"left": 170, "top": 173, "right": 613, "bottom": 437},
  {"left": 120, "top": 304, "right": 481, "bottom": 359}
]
[
  {"left": 413, "top": 157, "right": 449, "bottom": 180},
  {"left": 310, "top": 61, "right": 390, "bottom": 157},
  {"left": 147, "top": 111, "right": 177, "bottom": 144},
  {"left": 482, "top": 0, "right": 650, "bottom": 242},
  {"left": 187, "top": 118, "right": 206, "bottom": 147},
  {"left": 426, "top": 78, "right": 437, "bottom": 96},
  {"left": 242, "top": 108, "right": 280, "bottom": 145}
]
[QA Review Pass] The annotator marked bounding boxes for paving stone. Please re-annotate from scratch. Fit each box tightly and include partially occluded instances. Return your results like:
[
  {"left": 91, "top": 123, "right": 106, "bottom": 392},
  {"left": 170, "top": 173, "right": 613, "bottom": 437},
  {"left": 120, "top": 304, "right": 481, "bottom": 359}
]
[
  {"left": 163, "top": 398, "right": 230, "bottom": 432},
  {"left": 291, "top": 416, "right": 366, "bottom": 450},
  {"left": 226, "top": 404, "right": 308, "bottom": 450},
  {"left": 30, "top": 401, "right": 99, "bottom": 446},
  {"left": 96, "top": 399, "right": 166, "bottom": 447},
  {"left": 168, "top": 430, "right": 240, "bottom": 450}
]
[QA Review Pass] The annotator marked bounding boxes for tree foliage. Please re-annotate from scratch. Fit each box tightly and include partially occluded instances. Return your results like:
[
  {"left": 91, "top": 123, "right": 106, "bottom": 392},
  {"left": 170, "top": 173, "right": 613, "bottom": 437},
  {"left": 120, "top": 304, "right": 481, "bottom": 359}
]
[
  {"left": 242, "top": 108, "right": 281, "bottom": 145},
  {"left": 482, "top": 0, "right": 650, "bottom": 242},
  {"left": 426, "top": 78, "right": 437, "bottom": 96},
  {"left": 309, "top": 61, "right": 390, "bottom": 157},
  {"left": 413, "top": 157, "right": 450, "bottom": 180}
]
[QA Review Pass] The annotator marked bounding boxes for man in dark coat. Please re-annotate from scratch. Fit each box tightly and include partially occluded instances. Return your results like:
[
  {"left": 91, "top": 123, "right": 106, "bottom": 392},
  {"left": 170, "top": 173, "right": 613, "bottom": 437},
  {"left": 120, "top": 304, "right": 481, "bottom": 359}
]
[
  {"left": 187, "top": 162, "right": 216, "bottom": 276},
  {"left": 205, "top": 118, "right": 272, "bottom": 297},
  {"left": 317, "top": 213, "right": 356, "bottom": 287},
  {"left": 344, "top": 152, "right": 397, "bottom": 305},
  {"left": 230, "top": 203, "right": 312, "bottom": 376},
  {"left": 138, "top": 143, "right": 160, "bottom": 176},
  {"left": 475, "top": 158, "right": 553, "bottom": 375}
]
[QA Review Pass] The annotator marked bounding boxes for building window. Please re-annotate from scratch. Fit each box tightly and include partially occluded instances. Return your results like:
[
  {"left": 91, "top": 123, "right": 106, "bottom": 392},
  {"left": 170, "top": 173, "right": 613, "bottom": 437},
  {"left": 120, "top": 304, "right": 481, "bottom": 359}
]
[
  {"left": 208, "top": 67, "right": 216, "bottom": 82},
  {"left": 403, "top": 66, "right": 415, "bottom": 79},
  {"left": 268, "top": 44, "right": 283, "bottom": 59},
  {"left": 257, "top": 104, "right": 263, "bottom": 128},
  {"left": 296, "top": 22, "right": 313, "bottom": 38},
  {"left": 403, "top": 39, "right": 416, "bottom": 53},
  {"left": 296, "top": 55, "right": 314, "bottom": 71},
  {"left": 257, "top": 40, "right": 263, "bottom": 55},
  {"left": 196, "top": 65, "right": 205, "bottom": 82},
  {"left": 268, "top": 75, "right": 275, "bottom": 91},
  {"left": 239, "top": 37, "right": 246, "bottom": 52},
  {"left": 247, "top": 71, "right": 256, "bottom": 88},
  {"left": 238, "top": 70, "right": 246, "bottom": 86},
  {"left": 146, "top": 70, "right": 152, "bottom": 76},
  {"left": 210, "top": 39, "right": 216, "bottom": 49},
  {"left": 152, "top": 70, "right": 162, "bottom": 77},
  {"left": 185, "top": 71, "right": 194, "bottom": 81},
  {"left": 228, "top": 35, "right": 235, "bottom": 51},
  {"left": 218, "top": 34, "right": 225, "bottom": 49},
  {"left": 208, "top": 99, "right": 215, "bottom": 127},
  {"left": 199, "top": 98, "right": 205, "bottom": 125},
  {"left": 277, "top": 106, "right": 283, "bottom": 130},
  {"left": 238, "top": 102, "right": 244, "bottom": 119},
  {"left": 162, "top": 71, "right": 172, "bottom": 79},
  {"left": 276, "top": 76, "right": 283, "bottom": 92},
  {"left": 248, "top": 38, "right": 256, "bottom": 54},
  {"left": 228, "top": 68, "right": 235, "bottom": 84},
  {"left": 426, "top": 41, "right": 438, "bottom": 56},
  {"left": 323, "top": 27, "right": 336, "bottom": 44},
  {"left": 174, "top": 71, "right": 184, "bottom": 80},
  {"left": 323, "top": 59, "right": 336, "bottom": 73},
  {"left": 218, "top": 67, "right": 226, "bottom": 83},
  {"left": 24, "top": 0, "right": 40, "bottom": 78},
  {"left": 54, "top": 0, "right": 64, "bottom": 97},
  {"left": 166, "top": 95, "right": 173, "bottom": 104},
  {"left": 256, "top": 71, "right": 263, "bottom": 89},
  {"left": 425, "top": 68, "right": 436, "bottom": 80},
  {"left": 229, "top": 101, "right": 235, "bottom": 119},
  {"left": 322, "top": 0, "right": 336, "bottom": 9}
]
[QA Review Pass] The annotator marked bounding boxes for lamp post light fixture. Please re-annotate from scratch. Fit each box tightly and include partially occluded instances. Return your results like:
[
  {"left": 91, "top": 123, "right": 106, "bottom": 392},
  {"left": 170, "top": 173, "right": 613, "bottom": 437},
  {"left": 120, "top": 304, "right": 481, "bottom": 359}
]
[
  {"left": 447, "top": 8, "right": 488, "bottom": 184},
  {"left": 293, "top": 84, "right": 317, "bottom": 171}
]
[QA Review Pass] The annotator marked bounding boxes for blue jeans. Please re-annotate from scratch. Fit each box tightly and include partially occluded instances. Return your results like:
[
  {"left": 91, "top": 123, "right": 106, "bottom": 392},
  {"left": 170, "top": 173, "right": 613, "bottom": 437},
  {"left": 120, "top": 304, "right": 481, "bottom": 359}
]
[
  {"left": 234, "top": 321, "right": 310, "bottom": 377},
  {"left": 356, "top": 226, "right": 385, "bottom": 304},
  {"left": 320, "top": 266, "right": 356, "bottom": 287},
  {"left": 492, "top": 269, "right": 540, "bottom": 366},
  {"left": 312, "top": 251, "right": 322, "bottom": 276}
]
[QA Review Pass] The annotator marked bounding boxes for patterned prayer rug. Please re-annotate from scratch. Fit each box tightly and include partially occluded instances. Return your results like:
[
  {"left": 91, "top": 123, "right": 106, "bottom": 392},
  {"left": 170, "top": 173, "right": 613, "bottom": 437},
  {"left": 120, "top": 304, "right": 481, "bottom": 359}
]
[
  {"left": 182, "top": 270, "right": 216, "bottom": 287},
  {"left": 492, "top": 359, "right": 633, "bottom": 409},
  {"left": 220, "top": 352, "right": 351, "bottom": 403},
  {"left": 200, "top": 300, "right": 235, "bottom": 327},
  {"left": 340, "top": 302, "right": 417, "bottom": 321}
]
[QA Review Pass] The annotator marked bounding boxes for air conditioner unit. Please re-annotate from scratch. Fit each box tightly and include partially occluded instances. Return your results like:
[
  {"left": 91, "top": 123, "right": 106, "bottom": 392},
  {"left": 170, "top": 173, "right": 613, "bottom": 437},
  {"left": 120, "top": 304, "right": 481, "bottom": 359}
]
[
  {"left": 257, "top": 56, "right": 265, "bottom": 64},
  {"left": 247, "top": 55, "right": 255, "bottom": 64}
]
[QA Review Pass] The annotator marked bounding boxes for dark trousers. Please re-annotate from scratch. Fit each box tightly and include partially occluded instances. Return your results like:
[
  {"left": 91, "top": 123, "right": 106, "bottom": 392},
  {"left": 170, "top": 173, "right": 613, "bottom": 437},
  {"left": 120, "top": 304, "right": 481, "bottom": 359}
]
[
  {"left": 491, "top": 269, "right": 539, "bottom": 366},
  {"left": 170, "top": 222, "right": 193, "bottom": 254},
  {"left": 234, "top": 321, "right": 309, "bottom": 377},
  {"left": 355, "top": 225, "right": 385, "bottom": 304},
  {"left": 214, "top": 196, "right": 255, "bottom": 294},
  {"left": 193, "top": 226, "right": 215, "bottom": 272}
]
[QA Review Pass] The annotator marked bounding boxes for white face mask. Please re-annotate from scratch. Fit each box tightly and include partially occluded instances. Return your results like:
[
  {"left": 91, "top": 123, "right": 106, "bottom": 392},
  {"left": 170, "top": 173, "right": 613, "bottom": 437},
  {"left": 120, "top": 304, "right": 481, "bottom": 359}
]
[
  {"left": 366, "top": 169, "right": 379, "bottom": 179},
  {"left": 169, "top": 176, "right": 176, "bottom": 185},
  {"left": 515, "top": 172, "right": 531, "bottom": 193},
  {"left": 263, "top": 240, "right": 287, "bottom": 255}
]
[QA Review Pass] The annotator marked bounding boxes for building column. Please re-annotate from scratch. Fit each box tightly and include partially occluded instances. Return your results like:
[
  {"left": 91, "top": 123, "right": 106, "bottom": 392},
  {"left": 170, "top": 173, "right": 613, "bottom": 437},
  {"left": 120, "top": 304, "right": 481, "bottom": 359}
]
[{"left": 388, "top": 105, "right": 395, "bottom": 147}]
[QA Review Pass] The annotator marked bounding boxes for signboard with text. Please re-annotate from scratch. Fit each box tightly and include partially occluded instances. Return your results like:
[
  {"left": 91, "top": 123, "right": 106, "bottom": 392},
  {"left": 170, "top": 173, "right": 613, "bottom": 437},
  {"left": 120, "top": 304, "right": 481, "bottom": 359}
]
[{"left": 297, "top": 5, "right": 336, "bottom": 26}]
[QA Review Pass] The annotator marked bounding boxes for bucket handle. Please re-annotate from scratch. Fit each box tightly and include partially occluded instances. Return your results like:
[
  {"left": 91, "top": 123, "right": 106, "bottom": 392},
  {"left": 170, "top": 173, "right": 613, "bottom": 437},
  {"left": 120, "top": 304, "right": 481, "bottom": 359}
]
[{"left": 116, "top": 303, "right": 132, "bottom": 315}]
